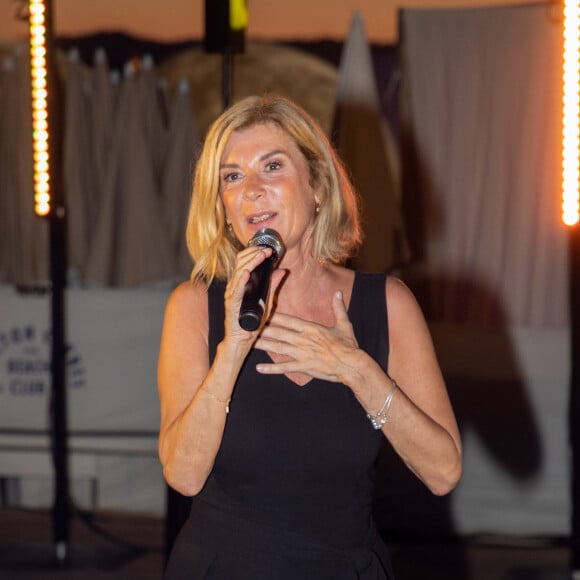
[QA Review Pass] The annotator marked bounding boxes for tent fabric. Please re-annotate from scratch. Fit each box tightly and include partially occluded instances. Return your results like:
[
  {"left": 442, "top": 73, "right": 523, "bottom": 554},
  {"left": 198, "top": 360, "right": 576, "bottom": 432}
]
[
  {"left": 138, "top": 54, "right": 168, "bottom": 193},
  {"left": 399, "top": 3, "right": 568, "bottom": 328},
  {"left": 0, "top": 41, "right": 342, "bottom": 288},
  {"left": 161, "top": 78, "right": 198, "bottom": 279},
  {"left": 333, "top": 11, "right": 408, "bottom": 273},
  {"left": 84, "top": 59, "right": 176, "bottom": 287},
  {"left": 63, "top": 49, "right": 94, "bottom": 280},
  {"left": 89, "top": 47, "right": 118, "bottom": 241}
]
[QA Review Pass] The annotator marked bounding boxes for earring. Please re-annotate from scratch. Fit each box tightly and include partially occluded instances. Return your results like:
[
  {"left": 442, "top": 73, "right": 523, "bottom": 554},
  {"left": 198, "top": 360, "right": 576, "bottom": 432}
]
[{"left": 315, "top": 200, "right": 320, "bottom": 214}]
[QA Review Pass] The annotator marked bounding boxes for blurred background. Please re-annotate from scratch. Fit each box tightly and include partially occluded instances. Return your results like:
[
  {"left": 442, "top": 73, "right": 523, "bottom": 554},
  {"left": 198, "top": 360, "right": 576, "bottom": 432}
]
[{"left": 0, "top": 0, "right": 575, "bottom": 578}]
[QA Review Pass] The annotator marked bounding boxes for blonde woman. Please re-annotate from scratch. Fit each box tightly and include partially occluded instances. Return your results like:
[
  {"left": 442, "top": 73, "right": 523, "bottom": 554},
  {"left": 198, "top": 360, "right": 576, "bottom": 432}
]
[{"left": 158, "top": 95, "right": 462, "bottom": 579}]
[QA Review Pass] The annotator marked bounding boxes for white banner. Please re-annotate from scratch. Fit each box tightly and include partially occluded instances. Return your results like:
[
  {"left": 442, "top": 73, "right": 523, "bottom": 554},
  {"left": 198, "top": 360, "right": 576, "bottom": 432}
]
[
  {"left": 0, "top": 285, "right": 170, "bottom": 446},
  {"left": 0, "top": 285, "right": 572, "bottom": 529}
]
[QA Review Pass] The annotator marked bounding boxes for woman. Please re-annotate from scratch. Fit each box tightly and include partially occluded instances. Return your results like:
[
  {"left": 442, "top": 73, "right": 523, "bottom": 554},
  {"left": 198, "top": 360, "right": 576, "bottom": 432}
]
[{"left": 158, "top": 94, "right": 462, "bottom": 579}]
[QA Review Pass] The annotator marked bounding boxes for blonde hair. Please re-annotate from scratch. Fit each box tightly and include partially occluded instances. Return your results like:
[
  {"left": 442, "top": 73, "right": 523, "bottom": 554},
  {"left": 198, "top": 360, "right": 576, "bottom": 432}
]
[{"left": 187, "top": 95, "right": 362, "bottom": 283}]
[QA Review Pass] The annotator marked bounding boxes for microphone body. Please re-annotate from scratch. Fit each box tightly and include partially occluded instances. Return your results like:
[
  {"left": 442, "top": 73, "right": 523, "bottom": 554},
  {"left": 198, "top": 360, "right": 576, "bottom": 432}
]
[{"left": 238, "top": 228, "right": 285, "bottom": 331}]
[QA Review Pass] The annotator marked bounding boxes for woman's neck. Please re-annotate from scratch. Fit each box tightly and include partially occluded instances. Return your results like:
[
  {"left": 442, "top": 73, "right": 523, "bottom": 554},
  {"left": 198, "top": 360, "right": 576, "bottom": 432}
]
[{"left": 275, "top": 252, "right": 343, "bottom": 319}]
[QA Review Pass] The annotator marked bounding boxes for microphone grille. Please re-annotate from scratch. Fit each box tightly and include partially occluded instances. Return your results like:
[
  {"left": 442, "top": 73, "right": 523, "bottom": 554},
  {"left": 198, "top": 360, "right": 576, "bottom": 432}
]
[{"left": 248, "top": 228, "right": 285, "bottom": 259}]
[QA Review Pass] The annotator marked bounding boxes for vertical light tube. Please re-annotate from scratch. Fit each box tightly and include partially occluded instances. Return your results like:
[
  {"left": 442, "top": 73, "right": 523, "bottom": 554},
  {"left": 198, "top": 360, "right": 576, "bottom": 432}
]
[
  {"left": 563, "top": 0, "right": 580, "bottom": 226},
  {"left": 29, "top": 0, "right": 51, "bottom": 217}
]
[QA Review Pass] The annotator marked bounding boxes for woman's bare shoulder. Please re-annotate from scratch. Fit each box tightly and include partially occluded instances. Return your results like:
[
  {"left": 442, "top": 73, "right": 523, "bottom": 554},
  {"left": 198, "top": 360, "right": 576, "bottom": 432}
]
[
  {"left": 385, "top": 276, "right": 429, "bottom": 329},
  {"left": 386, "top": 275, "right": 420, "bottom": 307},
  {"left": 169, "top": 279, "right": 208, "bottom": 305},
  {"left": 164, "top": 279, "right": 210, "bottom": 335}
]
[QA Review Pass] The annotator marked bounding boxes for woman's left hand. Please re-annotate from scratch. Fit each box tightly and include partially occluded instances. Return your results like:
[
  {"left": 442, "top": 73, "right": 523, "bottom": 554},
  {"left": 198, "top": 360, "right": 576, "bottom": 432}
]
[{"left": 253, "top": 290, "right": 362, "bottom": 384}]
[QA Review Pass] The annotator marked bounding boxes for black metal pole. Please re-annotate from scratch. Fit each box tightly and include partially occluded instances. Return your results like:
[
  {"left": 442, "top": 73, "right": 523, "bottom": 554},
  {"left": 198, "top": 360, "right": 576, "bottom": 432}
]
[
  {"left": 570, "top": 223, "right": 580, "bottom": 573},
  {"left": 49, "top": 207, "right": 69, "bottom": 563},
  {"left": 222, "top": 46, "right": 233, "bottom": 111}
]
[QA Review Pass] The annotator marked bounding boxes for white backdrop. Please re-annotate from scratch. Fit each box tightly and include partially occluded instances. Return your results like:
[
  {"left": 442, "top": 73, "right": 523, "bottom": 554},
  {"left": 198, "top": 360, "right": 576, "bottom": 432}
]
[
  {"left": 432, "top": 322, "right": 571, "bottom": 536},
  {"left": 399, "top": 2, "right": 568, "bottom": 328},
  {"left": 0, "top": 286, "right": 572, "bottom": 534},
  {"left": 0, "top": 285, "right": 166, "bottom": 435},
  {"left": 0, "top": 285, "right": 169, "bottom": 513},
  {"left": 392, "top": 1, "right": 572, "bottom": 537}
]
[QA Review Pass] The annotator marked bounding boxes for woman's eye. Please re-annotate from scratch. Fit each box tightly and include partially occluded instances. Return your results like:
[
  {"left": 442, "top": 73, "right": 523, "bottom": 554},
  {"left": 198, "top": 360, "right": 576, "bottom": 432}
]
[
  {"left": 222, "top": 172, "right": 240, "bottom": 183},
  {"left": 266, "top": 161, "right": 281, "bottom": 171}
]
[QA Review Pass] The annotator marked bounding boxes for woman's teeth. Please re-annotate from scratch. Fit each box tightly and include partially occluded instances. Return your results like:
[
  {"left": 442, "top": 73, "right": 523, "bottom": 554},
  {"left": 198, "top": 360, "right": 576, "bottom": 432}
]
[{"left": 249, "top": 214, "right": 273, "bottom": 224}]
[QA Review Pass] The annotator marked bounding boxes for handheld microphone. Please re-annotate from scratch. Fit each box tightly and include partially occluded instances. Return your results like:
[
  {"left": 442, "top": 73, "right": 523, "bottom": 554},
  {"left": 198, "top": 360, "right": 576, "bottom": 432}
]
[{"left": 238, "top": 228, "right": 285, "bottom": 331}]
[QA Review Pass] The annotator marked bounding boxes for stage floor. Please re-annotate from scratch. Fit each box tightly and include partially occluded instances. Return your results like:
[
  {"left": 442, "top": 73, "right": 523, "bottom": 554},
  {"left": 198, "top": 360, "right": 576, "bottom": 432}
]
[{"left": 0, "top": 507, "right": 571, "bottom": 580}]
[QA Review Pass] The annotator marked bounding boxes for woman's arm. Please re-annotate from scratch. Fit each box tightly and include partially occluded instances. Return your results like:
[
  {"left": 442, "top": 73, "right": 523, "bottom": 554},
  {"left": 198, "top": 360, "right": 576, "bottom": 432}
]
[
  {"left": 358, "top": 277, "right": 462, "bottom": 495},
  {"left": 158, "top": 247, "right": 281, "bottom": 496},
  {"left": 253, "top": 276, "right": 462, "bottom": 495},
  {"left": 158, "top": 281, "right": 244, "bottom": 496}
]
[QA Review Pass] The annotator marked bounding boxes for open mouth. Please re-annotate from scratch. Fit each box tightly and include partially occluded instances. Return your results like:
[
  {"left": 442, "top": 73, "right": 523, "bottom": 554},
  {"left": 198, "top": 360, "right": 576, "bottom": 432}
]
[{"left": 248, "top": 212, "right": 276, "bottom": 224}]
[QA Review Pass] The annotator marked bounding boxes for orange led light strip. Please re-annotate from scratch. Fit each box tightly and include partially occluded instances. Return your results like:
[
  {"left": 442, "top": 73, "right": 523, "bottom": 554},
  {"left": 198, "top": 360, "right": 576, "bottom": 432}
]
[
  {"left": 562, "top": 0, "right": 580, "bottom": 226},
  {"left": 29, "top": 0, "right": 50, "bottom": 217}
]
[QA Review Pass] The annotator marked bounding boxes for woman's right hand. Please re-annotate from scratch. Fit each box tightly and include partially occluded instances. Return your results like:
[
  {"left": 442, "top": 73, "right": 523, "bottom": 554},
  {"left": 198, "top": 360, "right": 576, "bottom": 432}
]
[{"left": 223, "top": 246, "right": 284, "bottom": 349}]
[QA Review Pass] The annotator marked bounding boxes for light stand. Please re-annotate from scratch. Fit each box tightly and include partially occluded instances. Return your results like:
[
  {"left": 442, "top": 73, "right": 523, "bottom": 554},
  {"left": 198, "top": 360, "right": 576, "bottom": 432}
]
[
  {"left": 29, "top": 0, "right": 71, "bottom": 562},
  {"left": 222, "top": 45, "right": 233, "bottom": 110},
  {"left": 562, "top": 1, "right": 580, "bottom": 574},
  {"left": 49, "top": 206, "right": 69, "bottom": 562}
]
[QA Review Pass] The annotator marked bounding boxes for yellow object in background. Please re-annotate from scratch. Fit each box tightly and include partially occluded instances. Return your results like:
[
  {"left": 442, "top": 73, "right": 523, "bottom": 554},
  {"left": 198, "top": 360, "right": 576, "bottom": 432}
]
[{"left": 230, "top": 0, "right": 248, "bottom": 30}]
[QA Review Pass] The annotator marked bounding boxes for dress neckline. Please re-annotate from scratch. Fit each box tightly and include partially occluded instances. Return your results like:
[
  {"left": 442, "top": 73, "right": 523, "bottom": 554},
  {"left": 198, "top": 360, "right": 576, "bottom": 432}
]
[{"left": 262, "top": 272, "right": 359, "bottom": 388}]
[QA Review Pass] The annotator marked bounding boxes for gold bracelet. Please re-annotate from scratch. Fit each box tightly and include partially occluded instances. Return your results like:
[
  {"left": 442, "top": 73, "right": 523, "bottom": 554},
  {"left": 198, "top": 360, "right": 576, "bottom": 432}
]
[{"left": 200, "top": 386, "right": 231, "bottom": 414}]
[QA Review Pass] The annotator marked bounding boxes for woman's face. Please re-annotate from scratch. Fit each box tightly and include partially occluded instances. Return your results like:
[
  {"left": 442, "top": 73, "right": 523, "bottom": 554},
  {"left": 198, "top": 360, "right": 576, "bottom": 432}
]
[{"left": 219, "top": 122, "right": 319, "bottom": 253}]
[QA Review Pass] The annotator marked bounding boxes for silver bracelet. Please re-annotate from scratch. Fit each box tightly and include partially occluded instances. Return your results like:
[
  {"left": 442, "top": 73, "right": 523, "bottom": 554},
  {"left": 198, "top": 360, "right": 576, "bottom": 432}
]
[{"left": 366, "top": 378, "right": 397, "bottom": 430}]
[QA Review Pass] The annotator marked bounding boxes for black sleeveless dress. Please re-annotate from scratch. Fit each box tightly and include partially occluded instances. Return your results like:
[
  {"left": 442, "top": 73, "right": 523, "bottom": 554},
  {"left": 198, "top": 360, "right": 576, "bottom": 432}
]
[{"left": 164, "top": 272, "right": 395, "bottom": 579}]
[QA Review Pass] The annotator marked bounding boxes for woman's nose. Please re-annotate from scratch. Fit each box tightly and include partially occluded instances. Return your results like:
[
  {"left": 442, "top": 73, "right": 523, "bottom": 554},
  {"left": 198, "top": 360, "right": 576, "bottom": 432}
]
[{"left": 242, "top": 173, "right": 265, "bottom": 200}]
